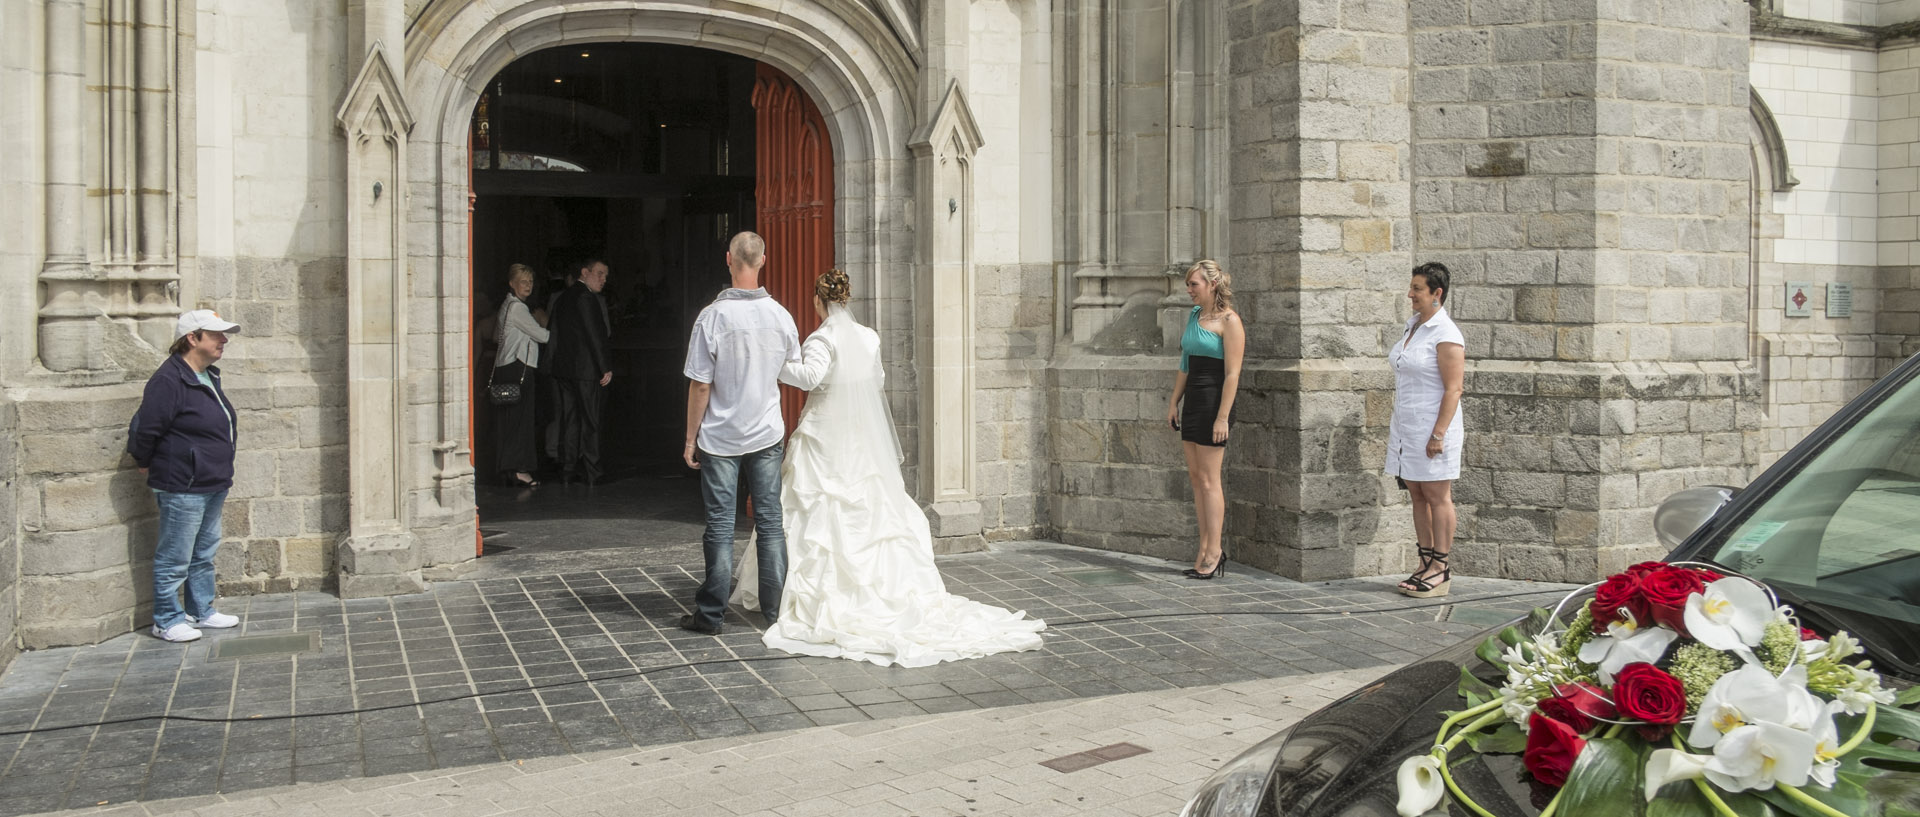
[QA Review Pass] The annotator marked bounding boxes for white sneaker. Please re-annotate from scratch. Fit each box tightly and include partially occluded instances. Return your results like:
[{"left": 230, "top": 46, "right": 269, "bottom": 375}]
[
  {"left": 188, "top": 611, "right": 239, "bottom": 629},
  {"left": 151, "top": 622, "right": 202, "bottom": 642}
]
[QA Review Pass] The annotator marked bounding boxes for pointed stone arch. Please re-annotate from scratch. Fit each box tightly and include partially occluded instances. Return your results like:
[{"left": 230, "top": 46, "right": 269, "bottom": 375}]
[{"left": 387, "top": 0, "right": 923, "bottom": 574}]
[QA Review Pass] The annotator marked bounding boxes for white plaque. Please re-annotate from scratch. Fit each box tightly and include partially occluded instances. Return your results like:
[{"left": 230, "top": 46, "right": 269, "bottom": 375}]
[
  {"left": 1826, "top": 282, "right": 1853, "bottom": 318},
  {"left": 1785, "top": 281, "right": 1814, "bottom": 317}
]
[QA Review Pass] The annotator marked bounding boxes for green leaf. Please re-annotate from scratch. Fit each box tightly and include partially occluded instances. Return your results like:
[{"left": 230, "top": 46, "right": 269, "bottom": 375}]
[
  {"left": 1647, "top": 783, "right": 1778, "bottom": 817},
  {"left": 1525, "top": 606, "right": 1560, "bottom": 637},
  {"left": 1860, "top": 773, "right": 1920, "bottom": 814},
  {"left": 1874, "top": 704, "right": 1920, "bottom": 743},
  {"left": 1477, "top": 636, "right": 1509, "bottom": 669},
  {"left": 1894, "top": 687, "right": 1920, "bottom": 707},
  {"left": 1755, "top": 776, "right": 1874, "bottom": 817},
  {"left": 1459, "top": 666, "right": 1496, "bottom": 708},
  {"left": 1498, "top": 625, "right": 1527, "bottom": 647},
  {"left": 1460, "top": 721, "right": 1527, "bottom": 754},
  {"left": 1556, "top": 737, "right": 1647, "bottom": 817}
]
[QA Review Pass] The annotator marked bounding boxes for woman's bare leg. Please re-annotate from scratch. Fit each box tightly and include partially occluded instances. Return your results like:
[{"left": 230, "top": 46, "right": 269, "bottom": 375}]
[
  {"left": 1404, "top": 479, "right": 1454, "bottom": 586},
  {"left": 1186, "top": 442, "right": 1226, "bottom": 570}
]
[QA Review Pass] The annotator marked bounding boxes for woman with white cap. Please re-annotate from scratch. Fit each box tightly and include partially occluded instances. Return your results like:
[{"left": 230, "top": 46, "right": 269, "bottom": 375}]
[{"left": 127, "top": 309, "right": 244, "bottom": 642}]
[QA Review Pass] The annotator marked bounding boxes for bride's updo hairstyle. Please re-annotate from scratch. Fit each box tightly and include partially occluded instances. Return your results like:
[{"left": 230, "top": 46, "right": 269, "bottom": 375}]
[{"left": 815, "top": 268, "right": 851, "bottom": 305}]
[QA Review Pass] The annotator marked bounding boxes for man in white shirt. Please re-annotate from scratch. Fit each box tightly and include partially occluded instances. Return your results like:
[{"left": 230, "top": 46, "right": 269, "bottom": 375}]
[{"left": 680, "top": 231, "right": 801, "bottom": 635}]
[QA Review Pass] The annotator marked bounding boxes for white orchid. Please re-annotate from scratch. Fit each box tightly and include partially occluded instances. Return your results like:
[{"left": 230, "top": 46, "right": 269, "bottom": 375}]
[
  {"left": 1643, "top": 749, "right": 1712, "bottom": 800},
  {"left": 1395, "top": 754, "right": 1445, "bottom": 817},
  {"left": 1689, "top": 664, "right": 1810, "bottom": 748},
  {"left": 1808, "top": 711, "right": 1843, "bottom": 788},
  {"left": 1577, "top": 619, "right": 1679, "bottom": 684},
  {"left": 1703, "top": 722, "right": 1817, "bottom": 792},
  {"left": 1832, "top": 665, "right": 1897, "bottom": 715},
  {"left": 1683, "top": 578, "right": 1776, "bottom": 660}
]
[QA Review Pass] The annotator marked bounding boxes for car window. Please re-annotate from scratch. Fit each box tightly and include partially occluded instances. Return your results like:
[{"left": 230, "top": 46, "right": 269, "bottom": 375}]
[{"left": 1705, "top": 371, "right": 1920, "bottom": 624}]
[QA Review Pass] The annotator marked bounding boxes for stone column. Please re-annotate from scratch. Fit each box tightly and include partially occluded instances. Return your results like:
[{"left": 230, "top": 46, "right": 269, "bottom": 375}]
[
  {"left": 1406, "top": 1, "right": 1755, "bottom": 580},
  {"left": 334, "top": 46, "right": 424, "bottom": 597},
  {"left": 910, "top": 81, "right": 987, "bottom": 551},
  {"left": 1226, "top": 0, "right": 1414, "bottom": 580},
  {"left": 912, "top": 0, "right": 985, "bottom": 550},
  {"left": 37, "top": 0, "right": 105, "bottom": 372}
]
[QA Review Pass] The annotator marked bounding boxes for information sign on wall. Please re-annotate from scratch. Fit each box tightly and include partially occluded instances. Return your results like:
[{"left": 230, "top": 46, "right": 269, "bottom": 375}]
[
  {"left": 1827, "top": 283, "right": 1853, "bottom": 318},
  {"left": 1785, "top": 281, "right": 1814, "bottom": 318}
]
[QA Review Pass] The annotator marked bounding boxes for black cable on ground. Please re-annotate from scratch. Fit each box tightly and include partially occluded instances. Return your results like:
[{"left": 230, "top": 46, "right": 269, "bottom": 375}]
[{"left": 0, "top": 587, "right": 1570, "bottom": 738}]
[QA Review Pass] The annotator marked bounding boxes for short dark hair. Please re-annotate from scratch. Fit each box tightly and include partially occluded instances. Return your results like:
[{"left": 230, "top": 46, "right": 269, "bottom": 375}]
[
  {"left": 169, "top": 331, "right": 198, "bottom": 357},
  {"left": 1412, "top": 262, "right": 1451, "bottom": 304},
  {"left": 578, "top": 257, "right": 606, "bottom": 274}
]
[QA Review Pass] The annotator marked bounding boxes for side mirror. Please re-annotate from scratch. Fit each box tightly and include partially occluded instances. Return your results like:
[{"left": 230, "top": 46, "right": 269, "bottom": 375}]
[{"left": 1653, "top": 486, "right": 1737, "bottom": 549}]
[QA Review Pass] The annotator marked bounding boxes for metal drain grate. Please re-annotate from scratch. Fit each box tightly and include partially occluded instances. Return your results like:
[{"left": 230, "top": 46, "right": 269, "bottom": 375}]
[
  {"left": 1054, "top": 567, "right": 1145, "bottom": 586},
  {"left": 210, "top": 631, "right": 319, "bottom": 661}
]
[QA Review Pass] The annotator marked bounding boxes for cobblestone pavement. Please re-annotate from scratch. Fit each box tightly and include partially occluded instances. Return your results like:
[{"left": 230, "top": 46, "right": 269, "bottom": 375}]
[
  {"left": 0, "top": 541, "right": 1573, "bottom": 815},
  {"left": 56, "top": 667, "right": 1386, "bottom": 817}
]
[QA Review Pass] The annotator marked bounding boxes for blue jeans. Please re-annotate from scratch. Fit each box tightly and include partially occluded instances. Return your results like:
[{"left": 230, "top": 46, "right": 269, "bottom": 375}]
[
  {"left": 153, "top": 489, "right": 226, "bottom": 629},
  {"left": 694, "top": 443, "right": 786, "bottom": 628}
]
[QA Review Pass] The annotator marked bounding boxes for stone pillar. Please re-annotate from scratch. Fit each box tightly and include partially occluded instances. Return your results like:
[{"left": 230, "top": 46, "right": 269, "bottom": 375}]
[
  {"left": 37, "top": 0, "right": 105, "bottom": 372},
  {"left": 910, "top": 81, "right": 987, "bottom": 552},
  {"left": 1225, "top": 0, "right": 1414, "bottom": 580},
  {"left": 334, "top": 46, "right": 424, "bottom": 597},
  {"left": 1406, "top": 1, "right": 1755, "bottom": 580}
]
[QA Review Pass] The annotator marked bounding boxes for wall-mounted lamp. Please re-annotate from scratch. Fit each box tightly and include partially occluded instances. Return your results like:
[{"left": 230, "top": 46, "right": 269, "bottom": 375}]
[
  {"left": 948, "top": 197, "right": 957, "bottom": 215},
  {"left": 372, "top": 180, "right": 383, "bottom": 200}
]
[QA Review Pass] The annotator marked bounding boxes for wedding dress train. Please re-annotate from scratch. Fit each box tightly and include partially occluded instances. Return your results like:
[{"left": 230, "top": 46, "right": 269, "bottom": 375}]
[{"left": 732, "top": 304, "right": 1044, "bottom": 667}]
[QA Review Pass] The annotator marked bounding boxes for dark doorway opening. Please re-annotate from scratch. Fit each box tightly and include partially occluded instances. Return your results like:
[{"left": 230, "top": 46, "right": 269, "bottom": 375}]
[{"left": 468, "top": 44, "right": 759, "bottom": 561}]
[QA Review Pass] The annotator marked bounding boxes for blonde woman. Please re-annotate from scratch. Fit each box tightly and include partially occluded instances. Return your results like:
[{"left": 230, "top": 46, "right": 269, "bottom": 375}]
[
  {"left": 1164, "top": 260, "right": 1244, "bottom": 579},
  {"left": 494, "top": 263, "right": 549, "bottom": 486}
]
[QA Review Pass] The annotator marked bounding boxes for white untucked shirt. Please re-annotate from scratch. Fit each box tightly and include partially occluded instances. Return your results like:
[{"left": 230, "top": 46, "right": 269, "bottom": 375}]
[
  {"left": 1385, "top": 306, "right": 1465, "bottom": 481},
  {"left": 683, "top": 287, "right": 801, "bottom": 456}
]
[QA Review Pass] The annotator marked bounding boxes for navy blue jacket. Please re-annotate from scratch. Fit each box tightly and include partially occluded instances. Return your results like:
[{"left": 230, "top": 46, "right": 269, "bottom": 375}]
[{"left": 128, "top": 355, "right": 238, "bottom": 493}]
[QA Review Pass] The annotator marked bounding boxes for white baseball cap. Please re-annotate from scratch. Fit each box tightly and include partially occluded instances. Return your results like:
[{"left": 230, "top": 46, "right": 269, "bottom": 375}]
[{"left": 176, "top": 309, "right": 241, "bottom": 339}]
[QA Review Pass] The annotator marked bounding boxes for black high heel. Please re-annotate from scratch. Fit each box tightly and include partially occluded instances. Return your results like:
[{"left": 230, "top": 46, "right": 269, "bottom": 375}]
[{"left": 1186, "top": 547, "right": 1229, "bottom": 580}]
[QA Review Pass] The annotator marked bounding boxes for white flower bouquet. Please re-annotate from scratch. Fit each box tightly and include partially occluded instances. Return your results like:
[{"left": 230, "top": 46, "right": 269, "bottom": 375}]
[{"left": 1395, "top": 562, "right": 1920, "bottom": 817}]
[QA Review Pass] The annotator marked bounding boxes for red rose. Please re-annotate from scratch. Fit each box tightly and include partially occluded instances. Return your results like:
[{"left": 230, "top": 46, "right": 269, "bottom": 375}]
[
  {"left": 1625, "top": 561, "right": 1666, "bottom": 576},
  {"left": 1524, "top": 713, "right": 1587, "bottom": 788},
  {"left": 1535, "top": 682, "right": 1617, "bottom": 734},
  {"left": 1590, "top": 572, "right": 1650, "bottom": 633},
  {"left": 1800, "top": 627, "right": 1821, "bottom": 641},
  {"left": 1612, "top": 663, "right": 1687, "bottom": 726},
  {"left": 1639, "top": 566, "right": 1711, "bottom": 634}
]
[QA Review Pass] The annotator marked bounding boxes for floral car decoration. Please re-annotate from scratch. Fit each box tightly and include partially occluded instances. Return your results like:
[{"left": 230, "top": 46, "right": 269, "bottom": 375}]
[{"left": 1395, "top": 562, "right": 1920, "bottom": 817}]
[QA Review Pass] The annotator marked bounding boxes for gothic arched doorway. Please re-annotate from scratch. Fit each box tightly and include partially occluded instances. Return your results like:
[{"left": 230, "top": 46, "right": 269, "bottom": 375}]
[{"left": 465, "top": 44, "right": 834, "bottom": 561}]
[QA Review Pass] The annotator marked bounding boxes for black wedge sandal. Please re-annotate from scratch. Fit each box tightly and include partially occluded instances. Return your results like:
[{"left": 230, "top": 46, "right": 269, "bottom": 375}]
[{"left": 1396, "top": 547, "right": 1450, "bottom": 598}]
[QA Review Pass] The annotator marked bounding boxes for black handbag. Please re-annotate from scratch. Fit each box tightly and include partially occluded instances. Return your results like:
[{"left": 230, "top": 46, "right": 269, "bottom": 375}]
[{"left": 487, "top": 363, "right": 525, "bottom": 406}]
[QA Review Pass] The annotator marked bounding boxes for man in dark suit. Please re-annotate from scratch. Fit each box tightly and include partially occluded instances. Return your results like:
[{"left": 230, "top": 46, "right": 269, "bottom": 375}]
[{"left": 545, "top": 258, "right": 612, "bottom": 486}]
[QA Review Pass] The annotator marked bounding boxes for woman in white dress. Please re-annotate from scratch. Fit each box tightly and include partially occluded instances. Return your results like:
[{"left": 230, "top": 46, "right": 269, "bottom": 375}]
[
  {"left": 733, "top": 270, "right": 1044, "bottom": 667},
  {"left": 1386, "top": 262, "right": 1465, "bottom": 598}
]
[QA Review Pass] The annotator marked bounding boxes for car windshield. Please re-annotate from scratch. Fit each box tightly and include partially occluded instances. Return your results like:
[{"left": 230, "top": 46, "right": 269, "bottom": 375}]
[{"left": 1699, "top": 366, "right": 1920, "bottom": 676}]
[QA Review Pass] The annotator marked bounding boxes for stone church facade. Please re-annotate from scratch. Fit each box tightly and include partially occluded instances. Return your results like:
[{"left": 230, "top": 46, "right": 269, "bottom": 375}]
[{"left": 0, "top": 0, "right": 1904, "bottom": 663}]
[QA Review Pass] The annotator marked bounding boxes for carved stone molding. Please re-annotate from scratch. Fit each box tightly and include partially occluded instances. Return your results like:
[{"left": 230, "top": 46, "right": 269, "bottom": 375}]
[{"left": 335, "top": 44, "right": 426, "bottom": 597}]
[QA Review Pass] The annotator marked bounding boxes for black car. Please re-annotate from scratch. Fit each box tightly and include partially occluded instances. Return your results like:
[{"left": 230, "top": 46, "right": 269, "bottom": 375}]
[{"left": 1180, "top": 353, "right": 1920, "bottom": 817}]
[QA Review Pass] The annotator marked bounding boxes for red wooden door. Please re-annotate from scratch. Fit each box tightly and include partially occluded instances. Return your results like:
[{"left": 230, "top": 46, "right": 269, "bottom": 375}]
[{"left": 752, "top": 63, "right": 834, "bottom": 436}]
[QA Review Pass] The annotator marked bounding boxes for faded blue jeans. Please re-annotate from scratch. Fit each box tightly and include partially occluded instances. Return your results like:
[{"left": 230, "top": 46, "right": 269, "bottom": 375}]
[
  {"left": 152, "top": 489, "right": 227, "bottom": 630},
  {"left": 693, "top": 443, "right": 786, "bottom": 629}
]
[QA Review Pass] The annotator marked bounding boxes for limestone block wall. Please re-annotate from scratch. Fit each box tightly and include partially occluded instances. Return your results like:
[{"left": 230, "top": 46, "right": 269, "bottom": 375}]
[
  {"left": 191, "top": 1, "right": 354, "bottom": 594},
  {"left": 967, "top": 0, "right": 1055, "bottom": 541},
  {"left": 1744, "top": 34, "right": 1920, "bottom": 470},
  {"left": 1397, "top": 0, "right": 1757, "bottom": 581},
  {"left": 0, "top": 398, "right": 19, "bottom": 668}
]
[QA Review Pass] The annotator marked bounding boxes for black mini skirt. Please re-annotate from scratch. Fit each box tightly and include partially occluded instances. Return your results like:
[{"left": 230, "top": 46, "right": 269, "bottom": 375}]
[{"left": 1182, "top": 356, "right": 1233, "bottom": 447}]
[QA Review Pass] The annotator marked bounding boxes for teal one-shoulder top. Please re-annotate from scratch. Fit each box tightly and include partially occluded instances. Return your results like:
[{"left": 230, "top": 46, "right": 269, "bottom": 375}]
[{"left": 1180, "top": 306, "right": 1224, "bottom": 372}]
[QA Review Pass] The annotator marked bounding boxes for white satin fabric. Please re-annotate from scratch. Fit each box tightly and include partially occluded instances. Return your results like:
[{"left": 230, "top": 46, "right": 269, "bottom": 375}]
[{"left": 732, "top": 305, "right": 1045, "bottom": 667}]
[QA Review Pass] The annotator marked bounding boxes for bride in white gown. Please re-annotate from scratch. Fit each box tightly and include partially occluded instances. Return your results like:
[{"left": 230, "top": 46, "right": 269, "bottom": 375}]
[{"left": 732, "top": 270, "right": 1045, "bottom": 667}]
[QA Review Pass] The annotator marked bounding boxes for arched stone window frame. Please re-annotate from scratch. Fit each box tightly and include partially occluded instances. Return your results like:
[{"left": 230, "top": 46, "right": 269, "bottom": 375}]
[{"left": 1749, "top": 88, "right": 1796, "bottom": 412}]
